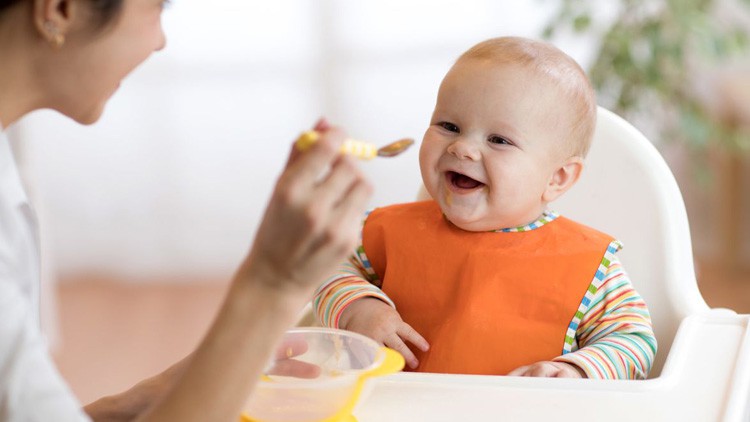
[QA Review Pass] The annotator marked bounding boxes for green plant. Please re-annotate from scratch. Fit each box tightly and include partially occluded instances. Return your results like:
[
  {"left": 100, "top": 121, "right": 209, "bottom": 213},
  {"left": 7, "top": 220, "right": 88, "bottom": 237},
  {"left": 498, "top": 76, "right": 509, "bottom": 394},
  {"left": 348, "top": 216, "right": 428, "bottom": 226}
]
[{"left": 543, "top": 0, "right": 750, "bottom": 152}]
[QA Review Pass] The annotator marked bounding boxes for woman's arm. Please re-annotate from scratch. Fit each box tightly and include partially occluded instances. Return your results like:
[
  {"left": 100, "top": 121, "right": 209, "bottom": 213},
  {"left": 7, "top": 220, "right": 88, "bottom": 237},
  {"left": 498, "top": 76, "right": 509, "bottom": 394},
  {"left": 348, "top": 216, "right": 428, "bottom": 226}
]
[{"left": 86, "top": 121, "right": 373, "bottom": 422}]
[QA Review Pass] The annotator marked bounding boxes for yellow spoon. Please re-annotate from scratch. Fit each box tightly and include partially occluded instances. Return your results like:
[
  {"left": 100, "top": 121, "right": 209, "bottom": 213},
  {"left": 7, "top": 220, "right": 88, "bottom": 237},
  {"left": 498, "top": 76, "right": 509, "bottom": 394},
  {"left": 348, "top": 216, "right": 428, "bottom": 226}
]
[{"left": 296, "top": 131, "right": 414, "bottom": 160}]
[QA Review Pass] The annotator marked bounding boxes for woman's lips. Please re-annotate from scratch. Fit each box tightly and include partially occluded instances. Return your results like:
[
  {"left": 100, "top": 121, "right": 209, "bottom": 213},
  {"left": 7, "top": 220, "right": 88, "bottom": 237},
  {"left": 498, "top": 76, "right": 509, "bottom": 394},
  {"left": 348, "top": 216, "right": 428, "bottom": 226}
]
[{"left": 446, "top": 171, "right": 484, "bottom": 191}]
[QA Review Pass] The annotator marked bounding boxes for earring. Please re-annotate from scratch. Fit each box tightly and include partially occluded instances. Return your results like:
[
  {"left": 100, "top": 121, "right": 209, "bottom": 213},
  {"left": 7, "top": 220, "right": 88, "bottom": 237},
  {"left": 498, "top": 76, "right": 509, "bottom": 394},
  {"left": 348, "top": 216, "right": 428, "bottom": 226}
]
[{"left": 43, "top": 20, "right": 65, "bottom": 48}]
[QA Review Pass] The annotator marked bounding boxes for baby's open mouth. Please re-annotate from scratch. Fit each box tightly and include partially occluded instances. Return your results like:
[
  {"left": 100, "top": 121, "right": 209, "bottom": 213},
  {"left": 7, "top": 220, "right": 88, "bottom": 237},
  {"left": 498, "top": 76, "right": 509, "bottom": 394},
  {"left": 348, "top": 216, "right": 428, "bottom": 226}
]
[{"left": 446, "top": 171, "right": 484, "bottom": 190}]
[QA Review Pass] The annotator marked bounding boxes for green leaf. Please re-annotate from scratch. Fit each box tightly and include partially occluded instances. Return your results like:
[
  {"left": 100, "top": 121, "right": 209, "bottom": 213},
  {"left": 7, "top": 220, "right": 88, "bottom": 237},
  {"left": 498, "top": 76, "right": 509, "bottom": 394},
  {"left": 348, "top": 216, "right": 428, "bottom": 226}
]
[
  {"left": 678, "top": 108, "right": 712, "bottom": 147},
  {"left": 732, "top": 29, "right": 749, "bottom": 50},
  {"left": 542, "top": 24, "right": 555, "bottom": 39},
  {"left": 573, "top": 14, "right": 591, "bottom": 32},
  {"left": 541, "top": 0, "right": 750, "bottom": 156}
]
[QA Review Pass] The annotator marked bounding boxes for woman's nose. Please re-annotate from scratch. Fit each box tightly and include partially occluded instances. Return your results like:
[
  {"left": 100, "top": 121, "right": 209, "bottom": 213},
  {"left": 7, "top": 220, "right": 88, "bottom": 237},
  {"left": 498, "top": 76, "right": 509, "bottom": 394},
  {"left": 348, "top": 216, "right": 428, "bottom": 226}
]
[{"left": 446, "top": 137, "right": 481, "bottom": 160}]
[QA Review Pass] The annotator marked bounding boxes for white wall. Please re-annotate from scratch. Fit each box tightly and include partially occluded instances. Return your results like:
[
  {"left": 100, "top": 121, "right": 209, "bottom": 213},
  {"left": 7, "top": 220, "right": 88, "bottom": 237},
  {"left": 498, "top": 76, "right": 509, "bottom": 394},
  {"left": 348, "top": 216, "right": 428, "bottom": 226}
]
[{"left": 16, "top": 0, "right": 599, "bottom": 281}]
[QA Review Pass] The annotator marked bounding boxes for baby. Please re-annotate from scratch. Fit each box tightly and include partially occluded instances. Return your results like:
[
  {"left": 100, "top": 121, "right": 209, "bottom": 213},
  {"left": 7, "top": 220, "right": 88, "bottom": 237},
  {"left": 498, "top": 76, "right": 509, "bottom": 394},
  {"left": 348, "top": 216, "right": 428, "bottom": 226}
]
[{"left": 314, "top": 37, "right": 656, "bottom": 379}]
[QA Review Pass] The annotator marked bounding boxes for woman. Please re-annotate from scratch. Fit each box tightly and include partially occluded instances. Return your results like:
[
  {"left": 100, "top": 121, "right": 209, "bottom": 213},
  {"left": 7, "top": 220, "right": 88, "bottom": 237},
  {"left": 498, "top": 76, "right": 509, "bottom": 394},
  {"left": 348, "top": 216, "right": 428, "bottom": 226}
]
[{"left": 0, "top": 0, "right": 372, "bottom": 420}]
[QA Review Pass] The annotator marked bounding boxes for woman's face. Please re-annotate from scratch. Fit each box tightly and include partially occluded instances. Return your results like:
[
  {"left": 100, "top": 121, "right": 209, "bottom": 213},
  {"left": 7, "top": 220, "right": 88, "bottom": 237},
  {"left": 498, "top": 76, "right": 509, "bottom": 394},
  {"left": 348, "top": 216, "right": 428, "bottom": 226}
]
[{"left": 42, "top": 0, "right": 167, "bottom": 124}]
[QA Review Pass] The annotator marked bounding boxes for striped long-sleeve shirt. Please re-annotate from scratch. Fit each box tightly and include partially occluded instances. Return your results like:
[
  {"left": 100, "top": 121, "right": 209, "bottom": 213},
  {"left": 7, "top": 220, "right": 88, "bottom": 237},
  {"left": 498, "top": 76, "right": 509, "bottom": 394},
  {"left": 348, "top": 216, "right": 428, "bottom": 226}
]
[{"left": 313, "top": 210, "right": 657, "bottom": 380}]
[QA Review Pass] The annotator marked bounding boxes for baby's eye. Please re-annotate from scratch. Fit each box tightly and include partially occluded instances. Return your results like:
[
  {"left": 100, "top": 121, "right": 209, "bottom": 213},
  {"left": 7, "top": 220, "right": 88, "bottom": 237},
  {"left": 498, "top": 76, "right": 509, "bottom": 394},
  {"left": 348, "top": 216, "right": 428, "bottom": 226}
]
[
  {"left": 438, "top": 122, "right": 460, "bottom": 133},
  {"left": 488, "top": 135, "right": 512, "bottom": 145}
]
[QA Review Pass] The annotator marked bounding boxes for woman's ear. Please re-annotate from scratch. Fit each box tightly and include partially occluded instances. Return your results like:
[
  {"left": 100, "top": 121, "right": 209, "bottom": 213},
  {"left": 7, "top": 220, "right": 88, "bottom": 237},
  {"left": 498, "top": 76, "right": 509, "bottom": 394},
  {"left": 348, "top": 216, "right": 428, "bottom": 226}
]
[
  {"left": 542, "top": 156, "right": 584, "bottom": 203},
  {"left": 33, "top": 0, "right": 78, "bottom": 46}
]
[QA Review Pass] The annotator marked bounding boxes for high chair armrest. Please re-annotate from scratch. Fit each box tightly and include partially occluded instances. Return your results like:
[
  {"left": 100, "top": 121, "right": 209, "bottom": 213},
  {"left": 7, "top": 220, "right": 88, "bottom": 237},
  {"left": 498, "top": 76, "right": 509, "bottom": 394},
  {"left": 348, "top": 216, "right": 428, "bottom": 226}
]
[{"left": 353, "top": 314, "right": 750, "bottom": 421}]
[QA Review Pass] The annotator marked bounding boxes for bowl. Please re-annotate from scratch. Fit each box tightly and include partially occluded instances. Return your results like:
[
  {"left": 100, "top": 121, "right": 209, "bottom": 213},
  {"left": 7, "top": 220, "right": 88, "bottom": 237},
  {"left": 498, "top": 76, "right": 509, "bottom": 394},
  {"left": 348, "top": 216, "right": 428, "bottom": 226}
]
[{"left": 241, "top": 327, "right": 404, "bottom": 422}]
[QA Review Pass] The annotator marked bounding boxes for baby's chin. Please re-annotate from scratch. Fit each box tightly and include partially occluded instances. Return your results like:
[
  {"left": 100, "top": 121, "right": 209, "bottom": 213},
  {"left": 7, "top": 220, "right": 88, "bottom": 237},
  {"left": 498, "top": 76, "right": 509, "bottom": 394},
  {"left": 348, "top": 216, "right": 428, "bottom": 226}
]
[
  {"left": 434, "top": 191, "right": 497, "bottom": 231},
  {"left": 446, "top": 214, "right": 531, "bottom": 232},
  {"left": 440, "top": 199, "right": 540, "bottom": 231},
  {"left": 441, "top": 209, "right": 505, "bottom": 232}
]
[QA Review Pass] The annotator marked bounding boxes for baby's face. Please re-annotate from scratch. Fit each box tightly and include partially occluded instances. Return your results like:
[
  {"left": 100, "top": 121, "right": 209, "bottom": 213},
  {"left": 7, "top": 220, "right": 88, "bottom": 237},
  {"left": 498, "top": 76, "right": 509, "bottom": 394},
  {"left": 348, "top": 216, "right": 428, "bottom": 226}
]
[{"left": 419, "top": 58, "right": 572, "bottom": 231}]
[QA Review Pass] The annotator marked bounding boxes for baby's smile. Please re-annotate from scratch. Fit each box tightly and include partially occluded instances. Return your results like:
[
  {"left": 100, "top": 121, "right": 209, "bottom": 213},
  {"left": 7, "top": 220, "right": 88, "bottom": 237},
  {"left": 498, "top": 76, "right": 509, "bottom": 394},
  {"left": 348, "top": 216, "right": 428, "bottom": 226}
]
[{"left": 445, "top": 171, "right": 485, "bottom": 191}]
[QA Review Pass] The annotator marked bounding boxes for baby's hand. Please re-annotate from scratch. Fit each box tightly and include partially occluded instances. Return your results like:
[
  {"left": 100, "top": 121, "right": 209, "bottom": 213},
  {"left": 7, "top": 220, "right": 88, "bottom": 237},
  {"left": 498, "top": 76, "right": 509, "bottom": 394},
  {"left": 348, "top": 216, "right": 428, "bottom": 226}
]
[
  {"left": 338, "top": 297, "right": 429, "bottom": 369},
  {"left": 507, "top": 361, "right": 586, "bottom": 378}
]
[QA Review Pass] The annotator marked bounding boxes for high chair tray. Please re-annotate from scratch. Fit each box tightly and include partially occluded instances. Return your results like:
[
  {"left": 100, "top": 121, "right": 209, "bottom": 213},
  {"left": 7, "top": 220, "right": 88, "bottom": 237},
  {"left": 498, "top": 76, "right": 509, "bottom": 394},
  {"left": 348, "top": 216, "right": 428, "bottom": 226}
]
[{"left": 353, "top": 313, "right": 750, "bottom": 422}]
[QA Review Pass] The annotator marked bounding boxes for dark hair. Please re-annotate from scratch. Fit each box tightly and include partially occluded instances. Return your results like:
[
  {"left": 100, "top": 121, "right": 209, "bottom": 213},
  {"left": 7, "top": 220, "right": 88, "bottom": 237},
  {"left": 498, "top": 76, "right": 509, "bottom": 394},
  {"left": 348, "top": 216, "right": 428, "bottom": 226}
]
[{"left": 0, "top": 0, "right": 123, "bottom": 29}]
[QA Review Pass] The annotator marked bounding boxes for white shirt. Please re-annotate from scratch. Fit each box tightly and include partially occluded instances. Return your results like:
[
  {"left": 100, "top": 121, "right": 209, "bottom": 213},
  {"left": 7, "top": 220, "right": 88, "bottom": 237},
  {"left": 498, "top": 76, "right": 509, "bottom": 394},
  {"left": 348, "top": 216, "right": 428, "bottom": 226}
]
[{"left": 0, "top": 125, "right": 90, "bottom": 421}]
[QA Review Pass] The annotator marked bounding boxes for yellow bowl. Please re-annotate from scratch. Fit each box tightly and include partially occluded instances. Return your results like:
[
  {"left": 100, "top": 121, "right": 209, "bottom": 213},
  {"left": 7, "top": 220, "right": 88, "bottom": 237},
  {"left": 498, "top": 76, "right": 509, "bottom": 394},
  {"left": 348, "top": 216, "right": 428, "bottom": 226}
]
[{"left": 241, "top": 327, "right": 404, "bottom": 422}]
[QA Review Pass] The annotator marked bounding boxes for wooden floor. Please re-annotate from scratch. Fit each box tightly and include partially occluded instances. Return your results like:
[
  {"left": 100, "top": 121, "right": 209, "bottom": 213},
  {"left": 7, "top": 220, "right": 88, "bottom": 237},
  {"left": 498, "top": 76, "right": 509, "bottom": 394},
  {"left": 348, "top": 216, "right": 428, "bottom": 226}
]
[
  {"left": 52, "top": 276, "right": 229, "bottom": 405},
  {"left": 52, "top": 264, "right": 750, "bottom": 406}
]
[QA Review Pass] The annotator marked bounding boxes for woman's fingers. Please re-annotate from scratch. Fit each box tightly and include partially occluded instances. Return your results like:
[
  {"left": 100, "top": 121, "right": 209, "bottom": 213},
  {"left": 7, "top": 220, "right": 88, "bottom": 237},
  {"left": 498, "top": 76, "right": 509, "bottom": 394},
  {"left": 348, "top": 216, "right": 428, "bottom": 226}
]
[
  {"left": 296, "top": 139, "right": 370, "bottom": 266},
  {"left": 307, "top": 160, "right": 371, "bottom": 256},
  {"left": 281, "top": 126, "right": 366, "bottom": 246},
  {"left": 284, "top": 118, "right": 332, "bottom": 168},
  {"left": 313, "top": 117, "right": 330, "bottom": 132},
  {"left": 273, "top": 335, "right": 309, "bottom": 360},
  {"left": 312, "top": 155, "right": 360, "bottom": 211},
  {"left": 245, "top": 121, "right": 371, "bottom": 294},
  {"left": 281, "top": 127, "right": 346, "bottom": 194},
  {"left": 327, "top": 183, "right": 371, "bottom": 258},
  {"left": 267, "top": 359, "right": 321, "bottom": 379}
]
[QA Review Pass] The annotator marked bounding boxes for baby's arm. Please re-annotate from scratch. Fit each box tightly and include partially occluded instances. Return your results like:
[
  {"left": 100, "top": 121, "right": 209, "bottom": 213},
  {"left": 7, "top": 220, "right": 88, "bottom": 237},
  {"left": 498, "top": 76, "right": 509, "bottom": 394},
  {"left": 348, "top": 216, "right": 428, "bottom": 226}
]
[
  {"left": 509, "top": 253, "right": 656, "bottom": 379},
  {"left": 312, "top": 254, "right": 392, "bottom": 327},
  {"left": 313, "top": 243, "right": 429, "bottom": 369},
  {"left": 551, "top": 254, "right": 657, "bottom": 379}
]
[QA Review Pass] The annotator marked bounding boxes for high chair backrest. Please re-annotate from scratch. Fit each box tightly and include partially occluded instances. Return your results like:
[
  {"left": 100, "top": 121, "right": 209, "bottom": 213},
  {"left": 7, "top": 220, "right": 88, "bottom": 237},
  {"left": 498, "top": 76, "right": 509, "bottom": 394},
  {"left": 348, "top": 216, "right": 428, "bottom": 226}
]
[{"left": 550, "top": 107, "right": 709, "bottom": 376}]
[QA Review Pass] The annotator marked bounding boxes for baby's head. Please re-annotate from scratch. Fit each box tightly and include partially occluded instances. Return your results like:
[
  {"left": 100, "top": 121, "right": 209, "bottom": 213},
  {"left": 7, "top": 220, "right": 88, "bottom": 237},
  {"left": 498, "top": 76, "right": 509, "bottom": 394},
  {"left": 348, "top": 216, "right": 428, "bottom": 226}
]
[{"left": 419, "top": 36, "right": 597, "bottom": 231}]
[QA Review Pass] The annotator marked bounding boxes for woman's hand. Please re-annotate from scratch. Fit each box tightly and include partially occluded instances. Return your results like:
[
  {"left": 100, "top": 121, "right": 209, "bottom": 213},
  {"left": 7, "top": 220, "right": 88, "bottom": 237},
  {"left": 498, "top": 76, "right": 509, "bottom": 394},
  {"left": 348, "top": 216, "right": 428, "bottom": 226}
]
[
  {"left": 339, "top": 297, "right": 429, "bottom": 369},
  {"left": 85, "top": 355, "right": 190, "bottom": 421},
  {"left": 266, "top": 333, "right": 321, "bottom": 379},
  {"left": 240, "top": 119, "right": 373, "bottom": 299},
  {"left": 133, "top": 122, "right": 372, "bottom": 422}
]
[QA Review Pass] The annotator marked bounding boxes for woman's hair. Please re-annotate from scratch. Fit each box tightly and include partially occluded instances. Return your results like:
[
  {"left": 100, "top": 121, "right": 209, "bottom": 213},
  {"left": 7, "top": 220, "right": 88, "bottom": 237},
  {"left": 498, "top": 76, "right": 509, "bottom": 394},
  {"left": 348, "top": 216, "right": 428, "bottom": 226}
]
[{"left": 0, "top": 0, "right": 124, "bottom": 29}]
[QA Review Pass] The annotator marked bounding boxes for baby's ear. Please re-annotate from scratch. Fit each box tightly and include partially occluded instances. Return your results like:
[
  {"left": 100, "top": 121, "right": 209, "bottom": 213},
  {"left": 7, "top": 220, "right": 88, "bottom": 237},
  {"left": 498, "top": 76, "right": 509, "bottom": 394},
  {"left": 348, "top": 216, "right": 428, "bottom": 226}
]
[{"left": 542, "top": 157, "right": 584, "bottom": 203}]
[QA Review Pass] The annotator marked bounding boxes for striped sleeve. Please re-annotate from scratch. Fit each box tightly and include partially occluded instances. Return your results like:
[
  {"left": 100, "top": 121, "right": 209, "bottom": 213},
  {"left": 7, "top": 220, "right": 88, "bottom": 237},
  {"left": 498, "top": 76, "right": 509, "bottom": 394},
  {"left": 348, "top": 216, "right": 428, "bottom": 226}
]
[
  {"left": 312, "top": 211, "right": 395, "bottom": 328},
  {"left": 553, "top": 248, "right": 657, "bottom": 380}
]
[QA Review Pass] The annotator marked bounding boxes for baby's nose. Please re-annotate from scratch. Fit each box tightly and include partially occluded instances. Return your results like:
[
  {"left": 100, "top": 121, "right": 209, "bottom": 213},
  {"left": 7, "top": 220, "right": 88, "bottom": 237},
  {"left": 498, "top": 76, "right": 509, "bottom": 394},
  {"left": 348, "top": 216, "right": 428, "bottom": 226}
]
[{"left": 446, "top": 138, "right": 481, "bottom": 160}]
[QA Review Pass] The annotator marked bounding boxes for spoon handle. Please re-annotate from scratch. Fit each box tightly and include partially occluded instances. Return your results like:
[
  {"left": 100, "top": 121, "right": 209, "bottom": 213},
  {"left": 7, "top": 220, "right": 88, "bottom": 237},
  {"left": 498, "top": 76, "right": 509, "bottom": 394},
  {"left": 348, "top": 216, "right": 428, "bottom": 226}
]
[{"left": 296, "top": 131, "right": 377, "bottom": 160}]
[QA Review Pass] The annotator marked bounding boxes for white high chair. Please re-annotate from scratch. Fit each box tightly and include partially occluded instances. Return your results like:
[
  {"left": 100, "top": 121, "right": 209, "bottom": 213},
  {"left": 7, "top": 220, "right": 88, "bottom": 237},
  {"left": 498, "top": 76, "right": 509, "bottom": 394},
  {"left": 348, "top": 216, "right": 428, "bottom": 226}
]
[{"left": 352, "top": 107, "right": 750, "bottom": 421}]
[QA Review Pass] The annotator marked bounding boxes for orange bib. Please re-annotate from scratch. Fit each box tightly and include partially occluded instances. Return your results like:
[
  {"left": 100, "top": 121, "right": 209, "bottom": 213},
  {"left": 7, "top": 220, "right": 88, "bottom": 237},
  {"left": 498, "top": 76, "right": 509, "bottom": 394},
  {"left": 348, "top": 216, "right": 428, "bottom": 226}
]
[{"left": 362, "top": 200, "right": 614, "bottom": 375}]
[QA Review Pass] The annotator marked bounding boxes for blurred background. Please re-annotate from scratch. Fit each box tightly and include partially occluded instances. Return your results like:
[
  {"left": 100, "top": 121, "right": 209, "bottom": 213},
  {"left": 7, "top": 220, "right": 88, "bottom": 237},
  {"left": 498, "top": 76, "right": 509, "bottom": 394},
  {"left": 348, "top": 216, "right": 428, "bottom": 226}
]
[{"left": 6, "top": 0, "right": 749, "bottom": 404}]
